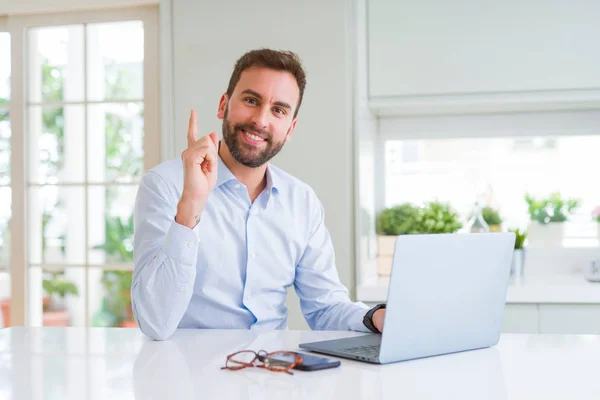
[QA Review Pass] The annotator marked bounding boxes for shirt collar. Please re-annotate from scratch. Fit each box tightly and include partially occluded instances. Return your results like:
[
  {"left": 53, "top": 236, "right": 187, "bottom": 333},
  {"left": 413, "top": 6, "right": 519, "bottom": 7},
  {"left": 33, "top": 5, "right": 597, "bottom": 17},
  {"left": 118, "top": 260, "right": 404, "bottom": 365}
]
[
  {"left": 216, "top": 154, "right": 237, "bottom": 188},
  {"left": 216, "top": 152, "right": 282, "bottom": 195}
]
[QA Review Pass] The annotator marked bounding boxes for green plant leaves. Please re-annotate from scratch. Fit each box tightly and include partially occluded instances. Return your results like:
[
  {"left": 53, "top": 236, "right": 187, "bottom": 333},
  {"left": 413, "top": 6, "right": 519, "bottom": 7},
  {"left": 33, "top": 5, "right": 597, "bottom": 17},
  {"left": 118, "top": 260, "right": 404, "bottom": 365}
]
[
  {"left": 525, "top": 192, "right": 580, "bottom": 224},
  {"left": 376, "top": 202, "right": 463, "bottom": 235}
]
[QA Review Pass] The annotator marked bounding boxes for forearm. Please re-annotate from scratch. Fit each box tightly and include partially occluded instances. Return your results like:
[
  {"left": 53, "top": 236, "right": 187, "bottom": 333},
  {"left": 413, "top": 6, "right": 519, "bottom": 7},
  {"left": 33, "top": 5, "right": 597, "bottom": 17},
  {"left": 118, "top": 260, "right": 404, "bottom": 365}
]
[
  {"left": 303, "top": 298, "right": 371, "bottom": 332},
  {"left": 132, "top": 221, "right": 199, "bottom": 340}
]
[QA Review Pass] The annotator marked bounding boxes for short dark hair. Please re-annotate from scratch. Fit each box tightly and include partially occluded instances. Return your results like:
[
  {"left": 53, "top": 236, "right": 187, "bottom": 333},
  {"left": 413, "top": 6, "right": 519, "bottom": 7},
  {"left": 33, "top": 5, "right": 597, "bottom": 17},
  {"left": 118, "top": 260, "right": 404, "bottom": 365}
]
[{"left": 226, "top": 49, "right": 307, "bottom": 118}]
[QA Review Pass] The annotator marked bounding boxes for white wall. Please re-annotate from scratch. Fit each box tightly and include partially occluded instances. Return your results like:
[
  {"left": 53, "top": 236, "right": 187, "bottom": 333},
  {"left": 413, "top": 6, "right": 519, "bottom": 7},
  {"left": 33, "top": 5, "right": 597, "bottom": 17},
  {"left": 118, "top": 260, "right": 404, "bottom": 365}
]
[
  {"left": 170, "top": 0, "right": 358, "bottom": 329},
  {"left": 354, "top": 0, "right": 378, "bottom": 284},
  {"left": 0, "top": 0, "right": 156, "bottom": 15},
  {"left": 368, "top": 0, "right": 600, "bottom": 99}
]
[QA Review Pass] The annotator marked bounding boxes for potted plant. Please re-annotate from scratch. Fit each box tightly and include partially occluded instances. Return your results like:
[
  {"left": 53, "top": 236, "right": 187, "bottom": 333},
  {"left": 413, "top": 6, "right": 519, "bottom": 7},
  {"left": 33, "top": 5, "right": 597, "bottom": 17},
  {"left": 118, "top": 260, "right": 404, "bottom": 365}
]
[
  {"left": 508, "top": 228, "right": 527, "bottom": 276},
  {"left": 0, "top": 298, "right": 9, "bottom": 328},
  {"left": 94, "top": 214, "right": 137, "bottom": 327},
  {"left": 42, "top": 272, "right": 79, "bottom": 326},
  {"left": 525, "top": 193, "right": 579, "bottom": 247},
  {"left": 481, "top": 207, "right": 503, "bottom": 232},
  {"left": 376, "top": 203, "right": 420, "bottom": 276},
  {"left": 101, "top": 270, "right": 135, "bottom": 327},
  {"left": 593, "top": 206, "right": 600, "bottom": 240},
  {"left": 375, "top": 201, "right": 462, "bottom": 276},
  {"left": 414, "top": 201, "right": 463, "bottom": 235}
]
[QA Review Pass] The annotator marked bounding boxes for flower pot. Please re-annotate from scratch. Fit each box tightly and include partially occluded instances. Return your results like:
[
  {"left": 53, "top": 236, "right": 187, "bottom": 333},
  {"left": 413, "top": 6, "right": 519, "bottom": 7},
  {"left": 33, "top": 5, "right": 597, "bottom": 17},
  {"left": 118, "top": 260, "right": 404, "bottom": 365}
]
[
  {"left": 119, "top": 320, "right": 137, "bottom": 328},
  {"left": 377, "top": 235, "right": 397, "bottom": 276},
  {"left": 488, "top": 224, "right": 502, "bottom": 233},
  {"left": 527, "top": 222, "right": 564, "bottom": 247},
  {"left": 0, "top": 299, "right": 10, "bottom": 328},
  {"left": 43, "top": 309, "right": 70, "bottom": 327},
  {"left": 511, "top": 249, "right": 526, "bottom": 276}
]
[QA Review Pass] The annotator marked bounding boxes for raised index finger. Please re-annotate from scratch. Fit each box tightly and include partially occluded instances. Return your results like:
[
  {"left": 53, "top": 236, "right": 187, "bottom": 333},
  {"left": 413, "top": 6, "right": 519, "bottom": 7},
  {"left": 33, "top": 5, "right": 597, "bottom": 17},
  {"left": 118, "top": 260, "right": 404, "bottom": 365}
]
[{"left": 187, "top": 109, "right": 198, "bottom": 148}]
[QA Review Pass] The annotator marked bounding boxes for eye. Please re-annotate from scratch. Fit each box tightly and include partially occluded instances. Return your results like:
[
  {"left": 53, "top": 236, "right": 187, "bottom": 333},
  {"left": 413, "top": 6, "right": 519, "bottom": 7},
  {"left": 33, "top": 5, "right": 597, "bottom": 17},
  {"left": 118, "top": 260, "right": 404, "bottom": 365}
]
[
  {"left": 245, "top": 97, "right": 258, "bottom": 105},
  {"left": 273, "top": 107, "right": 285, "bottom": 115}
]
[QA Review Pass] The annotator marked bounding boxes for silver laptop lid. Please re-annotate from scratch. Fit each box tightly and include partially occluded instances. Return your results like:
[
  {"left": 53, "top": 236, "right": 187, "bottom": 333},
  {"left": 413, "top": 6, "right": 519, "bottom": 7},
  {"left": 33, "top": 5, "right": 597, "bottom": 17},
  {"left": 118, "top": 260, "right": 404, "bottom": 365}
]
[{"left": 379, "top": 232, "right": 515, "bottom": 364}]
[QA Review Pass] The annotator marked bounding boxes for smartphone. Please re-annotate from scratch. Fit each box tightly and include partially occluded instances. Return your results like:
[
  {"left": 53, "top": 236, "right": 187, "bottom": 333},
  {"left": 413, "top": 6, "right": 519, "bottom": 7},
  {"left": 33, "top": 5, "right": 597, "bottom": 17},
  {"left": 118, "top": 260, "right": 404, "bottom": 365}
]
[{"left": 269, "top": 351, "right": 341, "bottom": 371}]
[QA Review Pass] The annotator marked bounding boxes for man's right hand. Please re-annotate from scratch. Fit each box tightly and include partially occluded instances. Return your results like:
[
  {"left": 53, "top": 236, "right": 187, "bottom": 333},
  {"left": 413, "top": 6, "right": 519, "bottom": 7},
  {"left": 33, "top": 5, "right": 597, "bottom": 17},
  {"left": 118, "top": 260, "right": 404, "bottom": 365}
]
[{"left": 175, "top": 110, "right": 219, "bottom": 229}]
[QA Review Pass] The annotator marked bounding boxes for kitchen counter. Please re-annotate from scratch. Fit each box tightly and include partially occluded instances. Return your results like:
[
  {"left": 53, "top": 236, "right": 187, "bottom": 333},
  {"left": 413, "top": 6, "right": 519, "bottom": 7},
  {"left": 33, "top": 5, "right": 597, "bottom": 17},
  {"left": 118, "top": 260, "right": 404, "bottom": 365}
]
[{"left": 357, "top": 273, "right": 600, "bottom": 304}]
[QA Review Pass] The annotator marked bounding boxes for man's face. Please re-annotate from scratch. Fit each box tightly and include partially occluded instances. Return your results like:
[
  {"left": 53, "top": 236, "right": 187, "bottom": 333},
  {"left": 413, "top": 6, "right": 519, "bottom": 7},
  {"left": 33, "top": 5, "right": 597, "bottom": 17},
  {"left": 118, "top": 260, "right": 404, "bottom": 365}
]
[{"left": 218, "top": 67, "right": 299, "bottom": 168}]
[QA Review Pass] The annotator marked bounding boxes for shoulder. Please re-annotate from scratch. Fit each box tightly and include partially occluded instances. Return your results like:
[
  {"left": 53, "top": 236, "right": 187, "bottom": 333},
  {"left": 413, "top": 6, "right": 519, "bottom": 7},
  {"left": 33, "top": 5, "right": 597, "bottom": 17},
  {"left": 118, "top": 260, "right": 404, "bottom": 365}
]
[
  {"left": 140, "top": 158, "right": 183, "bottom": 200},
  {"left": 268, "top": 163, "right": 320, "bottom": 204}
]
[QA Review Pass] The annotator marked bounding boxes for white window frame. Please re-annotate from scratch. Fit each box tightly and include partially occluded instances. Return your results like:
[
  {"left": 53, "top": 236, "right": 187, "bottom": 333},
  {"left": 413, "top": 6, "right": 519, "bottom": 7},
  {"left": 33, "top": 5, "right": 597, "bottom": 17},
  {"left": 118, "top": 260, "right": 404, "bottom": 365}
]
[
  {"left": 0, "top": 18, "right": 9, "bottom": 281},
  {"left": 7, "top": 6, "right": 159, "bottom": 326},
  {"left": 374, "top": 108, "right": 600, "bottom": 215}
]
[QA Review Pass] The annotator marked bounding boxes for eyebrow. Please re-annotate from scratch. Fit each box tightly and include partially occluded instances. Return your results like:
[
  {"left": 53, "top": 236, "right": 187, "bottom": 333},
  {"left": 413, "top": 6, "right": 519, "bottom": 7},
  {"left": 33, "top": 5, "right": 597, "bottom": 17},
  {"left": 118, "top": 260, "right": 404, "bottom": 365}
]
[{"left": 241, "top": 89, "right": 292, "bottom": 111}]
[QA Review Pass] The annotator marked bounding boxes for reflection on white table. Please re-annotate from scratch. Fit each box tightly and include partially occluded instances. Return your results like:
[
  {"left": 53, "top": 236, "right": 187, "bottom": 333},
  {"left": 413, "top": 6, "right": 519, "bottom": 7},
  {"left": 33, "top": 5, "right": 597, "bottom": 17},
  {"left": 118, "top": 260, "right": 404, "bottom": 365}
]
[{"left": 1, "top": 327, "right": 600, "bottom": 399}]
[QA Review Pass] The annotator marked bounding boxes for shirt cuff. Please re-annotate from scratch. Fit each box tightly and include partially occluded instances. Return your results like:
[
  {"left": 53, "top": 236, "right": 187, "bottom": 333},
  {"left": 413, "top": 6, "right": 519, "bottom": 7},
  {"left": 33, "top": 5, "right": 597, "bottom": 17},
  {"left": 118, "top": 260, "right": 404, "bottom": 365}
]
[{"left": 162, "top": 219, "right": 200, "bottom": 266}]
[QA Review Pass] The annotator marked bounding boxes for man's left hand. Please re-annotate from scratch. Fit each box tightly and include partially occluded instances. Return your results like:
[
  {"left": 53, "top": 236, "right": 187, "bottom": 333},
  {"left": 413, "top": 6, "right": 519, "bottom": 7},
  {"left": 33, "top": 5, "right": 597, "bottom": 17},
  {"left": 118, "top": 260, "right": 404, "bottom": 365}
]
[{"left": 373, "top": 309, "right": 385, "bottom": 333}]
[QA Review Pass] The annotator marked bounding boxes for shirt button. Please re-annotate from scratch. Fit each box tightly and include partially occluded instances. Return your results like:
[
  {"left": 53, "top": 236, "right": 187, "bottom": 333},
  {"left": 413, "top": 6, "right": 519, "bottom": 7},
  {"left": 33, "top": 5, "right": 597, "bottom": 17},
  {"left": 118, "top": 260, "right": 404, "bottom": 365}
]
[
  {"left": 186, "top": 242, "right": 193, "bottom": 248},
  {"left": 235, "top": 184, "right": 241, "bottom": 189},
  {"left": 250, "top": 252, "right": 256, "bottom": 259},
  {"left": 179, "top": 286, "right": 185, "bottom": 292}
]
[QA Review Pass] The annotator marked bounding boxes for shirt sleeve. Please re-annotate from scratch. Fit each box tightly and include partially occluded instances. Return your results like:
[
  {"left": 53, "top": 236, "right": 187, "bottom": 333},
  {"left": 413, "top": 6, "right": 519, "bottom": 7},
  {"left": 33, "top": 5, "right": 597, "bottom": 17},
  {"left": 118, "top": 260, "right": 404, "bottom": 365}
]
[
  {"left": 131, "top": 171, "right": 201, "bottom": 340},
  {"left": 293, "top": 192, "right": 371, "bottom": 332}
]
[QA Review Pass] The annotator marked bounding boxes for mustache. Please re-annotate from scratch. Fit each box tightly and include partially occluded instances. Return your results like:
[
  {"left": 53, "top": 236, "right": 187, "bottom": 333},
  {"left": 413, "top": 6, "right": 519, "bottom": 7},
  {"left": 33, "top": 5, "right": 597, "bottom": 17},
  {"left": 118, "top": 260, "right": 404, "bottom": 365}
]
[{"left": 235, "top": 124, "right": 271, "bottom": 141}]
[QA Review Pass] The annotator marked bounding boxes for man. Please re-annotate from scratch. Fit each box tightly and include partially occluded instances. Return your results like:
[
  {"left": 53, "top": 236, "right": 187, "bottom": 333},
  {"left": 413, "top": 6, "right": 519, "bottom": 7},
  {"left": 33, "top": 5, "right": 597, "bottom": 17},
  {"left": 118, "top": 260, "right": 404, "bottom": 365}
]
[{"left": 132, "top": 49, "right": 386, "bottom": 340}]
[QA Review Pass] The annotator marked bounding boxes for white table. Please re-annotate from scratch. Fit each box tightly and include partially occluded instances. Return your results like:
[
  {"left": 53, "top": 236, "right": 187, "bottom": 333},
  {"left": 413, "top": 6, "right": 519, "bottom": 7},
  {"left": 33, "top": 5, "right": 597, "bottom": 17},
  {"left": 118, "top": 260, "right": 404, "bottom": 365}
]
[{"left": 1, "top": 327, "right": 600, "bottom": 399}]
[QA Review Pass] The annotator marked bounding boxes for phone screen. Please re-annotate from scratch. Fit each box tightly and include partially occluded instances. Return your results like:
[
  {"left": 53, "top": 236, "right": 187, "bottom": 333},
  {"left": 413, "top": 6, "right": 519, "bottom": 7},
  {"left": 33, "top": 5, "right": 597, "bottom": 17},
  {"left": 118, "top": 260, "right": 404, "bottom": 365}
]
[{"left": 268, "top": 352, "right": 340, "bottom": 370}]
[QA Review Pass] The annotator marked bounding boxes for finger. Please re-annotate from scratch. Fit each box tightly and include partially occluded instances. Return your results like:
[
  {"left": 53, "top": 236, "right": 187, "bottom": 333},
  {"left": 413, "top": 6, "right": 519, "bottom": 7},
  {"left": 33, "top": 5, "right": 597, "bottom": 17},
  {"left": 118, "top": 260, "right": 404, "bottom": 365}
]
[
  {"left": 184, "top": 145, "right": 217, "bottom": 170},
  {"left": 187, "top": 110, "right": 198, "bottom": 148},
  {"left": 199, "top": 146, "right": 218, "bottom": 174},
  {"left": 193, "top": 134, "right": 218, "bottom": 153},
  {"left": 209, "top": 132, "right": 219, "bottom": 149}
]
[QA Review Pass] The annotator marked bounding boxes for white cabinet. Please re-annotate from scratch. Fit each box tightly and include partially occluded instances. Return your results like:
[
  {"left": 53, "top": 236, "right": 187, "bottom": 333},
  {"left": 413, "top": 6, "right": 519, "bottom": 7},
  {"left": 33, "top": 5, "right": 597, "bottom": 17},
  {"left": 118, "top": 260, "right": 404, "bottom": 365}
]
[
  {"left": 366, "top": 302, "right": 600, "bottom": 334},
  {"left": 368, "top": 1, "right": 600, "bottom": 102},
  {"left": 502, "top": 304, "right": 600, "bottom": 334},
  {"left": 539, "top": 305, "right": 600, "bottom": 334},
  {"left": 502, "top": 304, "right": 538, "bottom": 334}
]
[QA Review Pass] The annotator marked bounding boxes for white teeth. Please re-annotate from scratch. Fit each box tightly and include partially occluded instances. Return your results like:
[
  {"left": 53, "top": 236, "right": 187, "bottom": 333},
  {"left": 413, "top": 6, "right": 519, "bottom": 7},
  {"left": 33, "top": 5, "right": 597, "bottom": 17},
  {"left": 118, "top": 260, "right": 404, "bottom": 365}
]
[{"left": 244, "top": 130, "right": 264, "bottom": 141}]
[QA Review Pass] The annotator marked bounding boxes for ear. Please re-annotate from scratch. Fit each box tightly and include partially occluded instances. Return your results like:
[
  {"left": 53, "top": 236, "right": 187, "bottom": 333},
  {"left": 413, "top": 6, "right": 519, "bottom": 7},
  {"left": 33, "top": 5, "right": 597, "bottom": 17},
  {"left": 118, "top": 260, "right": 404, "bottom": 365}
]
[
  {"left": 284, "top": 118, "right": 298, "bottom": 142},
  {"left": 217, "top": 93, "right": 229, "bottom": 120}
]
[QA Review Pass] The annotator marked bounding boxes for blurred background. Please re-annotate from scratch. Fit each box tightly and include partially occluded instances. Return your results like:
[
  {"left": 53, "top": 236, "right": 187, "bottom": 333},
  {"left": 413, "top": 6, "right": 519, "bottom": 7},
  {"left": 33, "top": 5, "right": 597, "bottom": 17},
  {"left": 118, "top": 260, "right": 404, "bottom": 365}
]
[{"left": 0, "top": 0, "right": 599, "bottom": 335}]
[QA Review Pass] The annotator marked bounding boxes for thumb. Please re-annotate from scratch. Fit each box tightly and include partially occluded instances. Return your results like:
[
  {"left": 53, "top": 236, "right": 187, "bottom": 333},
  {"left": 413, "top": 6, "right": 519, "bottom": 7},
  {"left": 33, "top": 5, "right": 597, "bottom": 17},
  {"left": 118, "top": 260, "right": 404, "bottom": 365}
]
[{"left": 209, "top": 132, "right": 219, "bottom": 149}]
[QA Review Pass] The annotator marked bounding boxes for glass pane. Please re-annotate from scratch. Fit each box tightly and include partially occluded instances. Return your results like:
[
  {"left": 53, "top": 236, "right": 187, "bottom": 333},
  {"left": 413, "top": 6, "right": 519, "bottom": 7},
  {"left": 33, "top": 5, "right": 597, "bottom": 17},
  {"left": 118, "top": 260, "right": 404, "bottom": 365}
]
[
  {"left": 385, "top": 136, "right": 600, "bottom": 245},
  {"left": 0, "top": 32, "right": 10, "bottom": 101},
  {"left": 87, "top": 21, "right": 143, "bottom": 101},
  {"left": 28, "top": 25, "right": 84, "bottom": 103},
  {"left": 0, "top": 187, "right": 10, "bottom": 266},
  {"left": 0, "top": 111, "right": 9, "bottom": 184},
  {"left": 87, "top": 103, "right": 144, "bottom": 183},
  {"left": 0, "top": 270, "right": 10, "bottom": 328},
  {"left": 29, "top": 105, "right": 85, "bottom": 184},
  {"left": 88, "top": 186, "right": 136, "bottom": 265},
  {"left": 28, "top": 186, "right": 85, "bottom": 265},
  {"left": 89, "top": 269, "right": 135, "bottom": 327},
  {"left": 28, "top": 266, "right": 85, "bottom": 327}
]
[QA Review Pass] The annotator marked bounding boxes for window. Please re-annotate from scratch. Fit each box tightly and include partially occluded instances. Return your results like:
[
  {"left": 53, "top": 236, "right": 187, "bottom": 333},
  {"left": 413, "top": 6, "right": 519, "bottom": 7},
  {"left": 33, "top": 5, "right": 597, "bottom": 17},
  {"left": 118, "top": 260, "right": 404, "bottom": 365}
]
[
  {"left": 5, "top": 7, "right": 158, "bottom": 328},
  {"left": 384, "top": 135, "right": 600, "bottom": 247},
  {"left": 0, "top": 30, "right": 10, "bottom": 328}
]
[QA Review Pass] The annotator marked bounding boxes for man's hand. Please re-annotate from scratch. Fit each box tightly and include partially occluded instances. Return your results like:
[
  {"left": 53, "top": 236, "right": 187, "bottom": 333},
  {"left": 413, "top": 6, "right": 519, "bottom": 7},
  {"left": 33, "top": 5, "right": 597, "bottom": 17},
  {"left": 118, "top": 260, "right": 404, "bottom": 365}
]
[
  {"left": 373, "top": 309, "right": 385, "bottom": 333},
  {"left": 175, "top": 110, "right": 219, "bottom": 229}
]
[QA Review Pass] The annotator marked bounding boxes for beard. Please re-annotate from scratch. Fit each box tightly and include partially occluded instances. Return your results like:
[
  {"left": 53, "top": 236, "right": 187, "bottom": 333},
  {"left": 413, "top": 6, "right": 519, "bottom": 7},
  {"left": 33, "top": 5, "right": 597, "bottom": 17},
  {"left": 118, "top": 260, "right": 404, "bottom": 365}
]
[{"left": 222, "top": 106, "right": 289, "bottom": 168}]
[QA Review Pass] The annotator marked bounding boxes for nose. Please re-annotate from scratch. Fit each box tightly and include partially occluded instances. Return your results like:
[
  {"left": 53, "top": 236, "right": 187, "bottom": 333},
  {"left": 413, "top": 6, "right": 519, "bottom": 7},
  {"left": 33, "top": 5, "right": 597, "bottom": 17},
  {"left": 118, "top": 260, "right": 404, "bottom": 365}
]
[{"left": 250, "top": 106, "right": 269, "bottom": 131}]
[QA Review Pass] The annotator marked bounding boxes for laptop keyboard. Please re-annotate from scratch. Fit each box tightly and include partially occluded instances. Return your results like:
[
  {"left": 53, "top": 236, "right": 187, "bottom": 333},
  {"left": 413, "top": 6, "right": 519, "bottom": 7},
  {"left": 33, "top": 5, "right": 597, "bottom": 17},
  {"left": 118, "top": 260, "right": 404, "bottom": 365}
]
[{"left": 340, "top": 344, "right": 380, "bottom": 358}]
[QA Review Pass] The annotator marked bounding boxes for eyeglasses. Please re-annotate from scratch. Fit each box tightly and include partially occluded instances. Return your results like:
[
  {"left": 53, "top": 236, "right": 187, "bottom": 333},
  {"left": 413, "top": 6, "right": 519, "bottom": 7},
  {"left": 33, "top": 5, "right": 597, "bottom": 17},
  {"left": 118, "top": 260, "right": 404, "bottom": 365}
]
[{"left": 221, "top": 350, "right": 303, "bottom": 375}]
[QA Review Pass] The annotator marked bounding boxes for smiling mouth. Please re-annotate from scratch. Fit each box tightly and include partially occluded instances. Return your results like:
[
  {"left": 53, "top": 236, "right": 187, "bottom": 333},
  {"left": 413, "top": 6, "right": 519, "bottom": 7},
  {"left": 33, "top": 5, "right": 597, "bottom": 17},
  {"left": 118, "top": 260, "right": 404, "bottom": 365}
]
[{"left": 241, "top": 129, "right": 267, "bottom": 142}]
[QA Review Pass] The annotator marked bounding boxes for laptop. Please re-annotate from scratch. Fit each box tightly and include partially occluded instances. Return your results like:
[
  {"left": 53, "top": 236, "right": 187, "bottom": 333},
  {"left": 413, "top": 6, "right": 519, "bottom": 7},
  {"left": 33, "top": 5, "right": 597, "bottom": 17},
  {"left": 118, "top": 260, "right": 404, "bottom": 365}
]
[{"left": 299, "top": 232, "right": 515, "bottom": 364}]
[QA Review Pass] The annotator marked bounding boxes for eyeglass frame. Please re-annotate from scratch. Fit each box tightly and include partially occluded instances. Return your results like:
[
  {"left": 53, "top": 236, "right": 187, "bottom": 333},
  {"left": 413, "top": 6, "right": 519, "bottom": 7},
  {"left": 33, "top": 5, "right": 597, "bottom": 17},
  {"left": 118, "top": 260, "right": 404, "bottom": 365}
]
[{"left": 221, "top": 349, "right": 304, "bottom": 375}]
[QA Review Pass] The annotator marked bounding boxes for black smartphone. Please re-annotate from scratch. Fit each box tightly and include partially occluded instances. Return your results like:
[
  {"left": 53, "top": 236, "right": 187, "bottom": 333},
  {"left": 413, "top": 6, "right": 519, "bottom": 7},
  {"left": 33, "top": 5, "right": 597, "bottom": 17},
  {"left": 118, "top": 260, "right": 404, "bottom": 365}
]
[{"left": 269, "top": 351, "right": 341, "bottom": 371}]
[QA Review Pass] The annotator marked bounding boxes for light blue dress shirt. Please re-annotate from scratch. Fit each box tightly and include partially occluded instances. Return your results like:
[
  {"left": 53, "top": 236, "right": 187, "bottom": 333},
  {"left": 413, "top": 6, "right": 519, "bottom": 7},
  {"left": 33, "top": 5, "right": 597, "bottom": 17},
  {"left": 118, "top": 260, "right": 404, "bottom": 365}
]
[{"left": 131, "top": 154, "right": 370, "bottom": 340}]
